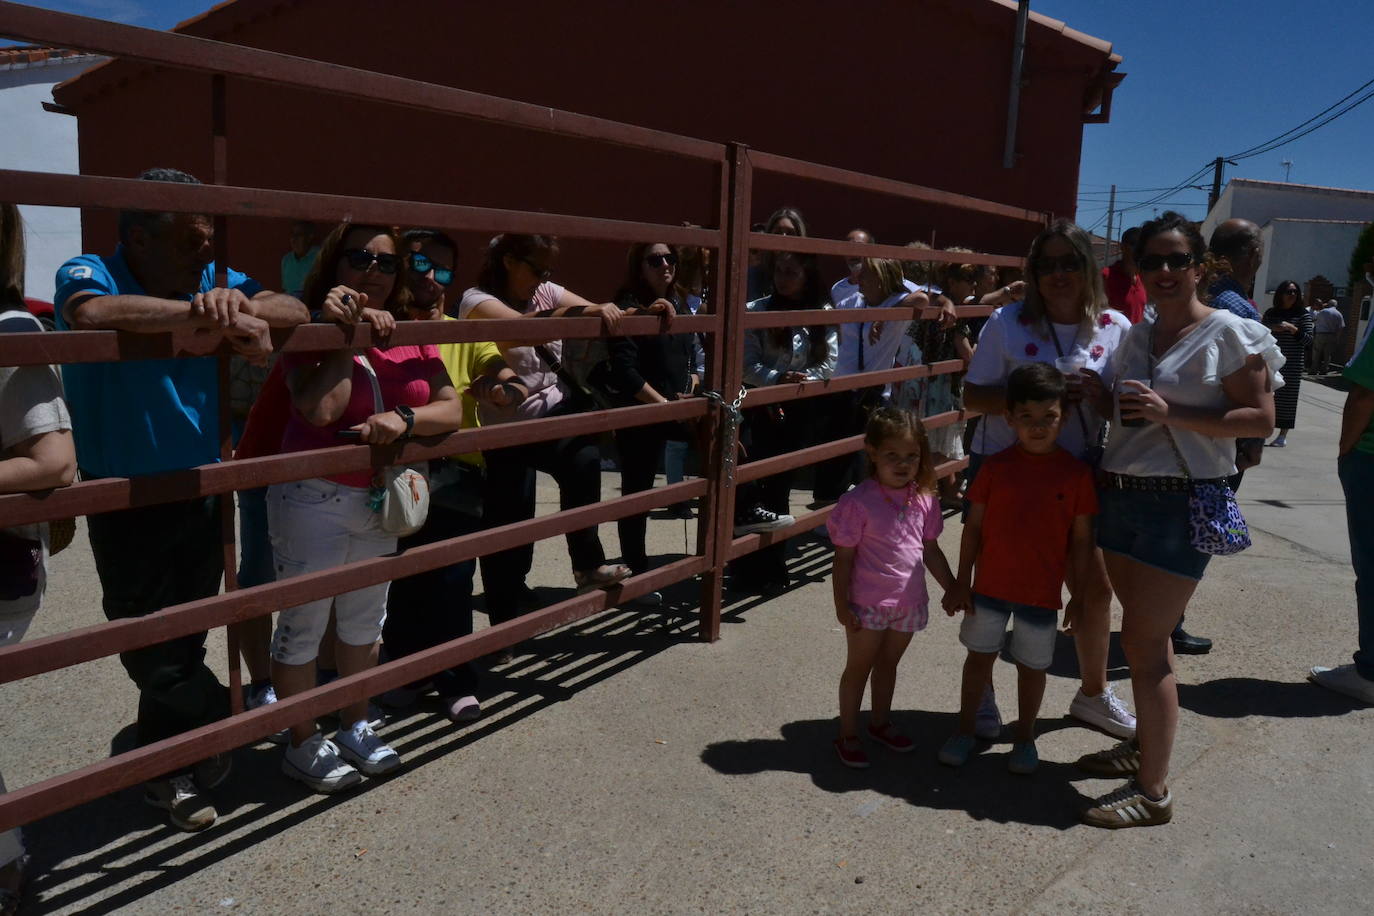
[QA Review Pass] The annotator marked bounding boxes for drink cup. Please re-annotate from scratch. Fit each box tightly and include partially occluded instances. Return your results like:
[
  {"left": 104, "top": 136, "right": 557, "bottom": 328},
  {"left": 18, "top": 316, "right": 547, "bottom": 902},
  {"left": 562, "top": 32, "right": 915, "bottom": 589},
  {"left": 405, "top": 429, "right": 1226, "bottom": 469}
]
[
  {"left": 1054, "top": 354, "right": 1087, "bottom": 377},
  {"left": 1117, "top": 377, "right": 1151, "bottom": 428}
]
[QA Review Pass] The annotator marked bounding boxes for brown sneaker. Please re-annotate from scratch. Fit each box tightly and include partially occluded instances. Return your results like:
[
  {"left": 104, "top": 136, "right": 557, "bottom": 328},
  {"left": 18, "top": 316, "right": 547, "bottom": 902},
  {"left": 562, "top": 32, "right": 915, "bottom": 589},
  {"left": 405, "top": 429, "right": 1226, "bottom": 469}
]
[
  {"left": 1081, "top": 781, "right": 1172, "bottom": 829},
  {"left": 1075, "top": 739, "right": 1140, "bottom": 777}
]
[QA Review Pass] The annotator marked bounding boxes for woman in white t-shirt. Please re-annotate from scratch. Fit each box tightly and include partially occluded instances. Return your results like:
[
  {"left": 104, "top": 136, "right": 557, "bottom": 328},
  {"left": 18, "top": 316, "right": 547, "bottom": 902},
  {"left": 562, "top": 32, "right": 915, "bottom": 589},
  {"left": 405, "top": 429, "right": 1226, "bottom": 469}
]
[
  {"left": 457, "top": 234, "right": 673, "bottom": 622},
  {"left": 1078, "top": 212, "right": 1282, "bottom": 829},
  {"left": 962, "top": 220, "right": 1136, "bottom": 742}
]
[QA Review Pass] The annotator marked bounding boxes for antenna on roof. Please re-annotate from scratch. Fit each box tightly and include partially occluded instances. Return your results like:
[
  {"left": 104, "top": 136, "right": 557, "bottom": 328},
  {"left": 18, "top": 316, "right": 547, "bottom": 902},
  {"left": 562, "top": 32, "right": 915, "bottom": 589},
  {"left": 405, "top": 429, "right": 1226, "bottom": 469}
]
[{"left": 1280, "top": 159, "right": 1294, "bottom": 182}]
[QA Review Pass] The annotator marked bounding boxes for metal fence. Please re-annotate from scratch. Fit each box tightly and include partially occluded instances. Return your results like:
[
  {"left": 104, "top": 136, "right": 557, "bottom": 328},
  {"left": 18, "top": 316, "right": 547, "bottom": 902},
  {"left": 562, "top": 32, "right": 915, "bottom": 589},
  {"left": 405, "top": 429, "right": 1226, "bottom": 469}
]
[{"left": 0, "top": 0, "right": 1043, "bottom": 835}]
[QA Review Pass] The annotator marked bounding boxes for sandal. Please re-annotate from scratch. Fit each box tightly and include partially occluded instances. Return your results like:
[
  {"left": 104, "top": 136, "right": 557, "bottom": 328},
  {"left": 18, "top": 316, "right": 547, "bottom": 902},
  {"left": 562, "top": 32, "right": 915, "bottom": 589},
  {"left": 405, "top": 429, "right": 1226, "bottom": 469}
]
[{"left": 573, "top": 564, "right": 632, "bottom": 594}]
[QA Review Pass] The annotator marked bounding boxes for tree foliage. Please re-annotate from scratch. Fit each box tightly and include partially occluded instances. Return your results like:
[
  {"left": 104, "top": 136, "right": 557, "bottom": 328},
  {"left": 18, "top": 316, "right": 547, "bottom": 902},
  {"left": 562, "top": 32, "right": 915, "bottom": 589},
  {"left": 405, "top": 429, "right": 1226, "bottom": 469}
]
[{"left": 1349, "top": 222, "right": 1374, "bottom": 290}]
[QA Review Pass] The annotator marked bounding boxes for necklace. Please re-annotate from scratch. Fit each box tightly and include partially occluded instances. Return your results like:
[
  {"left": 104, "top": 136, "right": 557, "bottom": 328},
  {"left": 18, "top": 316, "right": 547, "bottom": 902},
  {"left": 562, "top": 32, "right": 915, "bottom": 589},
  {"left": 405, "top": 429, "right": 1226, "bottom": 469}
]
[{"left": 879, "top": 481, "right": 916, "bottom": 520}]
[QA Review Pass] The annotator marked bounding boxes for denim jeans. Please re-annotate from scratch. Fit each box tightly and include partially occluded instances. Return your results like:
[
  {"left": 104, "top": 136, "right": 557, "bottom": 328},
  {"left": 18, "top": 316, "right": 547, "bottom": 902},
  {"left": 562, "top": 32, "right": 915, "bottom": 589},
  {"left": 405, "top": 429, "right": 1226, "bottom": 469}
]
[
  {"left": 86, "top": 495, "right": 229, "bottom": 751},
  {"left": 1338, "top": 451, "right": 1374, "bottom": 680}
]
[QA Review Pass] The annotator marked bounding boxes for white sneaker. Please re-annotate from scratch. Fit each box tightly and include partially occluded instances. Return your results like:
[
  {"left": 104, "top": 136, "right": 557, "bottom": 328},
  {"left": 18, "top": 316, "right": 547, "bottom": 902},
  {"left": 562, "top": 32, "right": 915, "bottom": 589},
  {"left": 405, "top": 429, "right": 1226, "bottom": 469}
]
[
  {"left": 1309, "top": 664, "right": 1374, "bottom": 704},
  {"left": 246, "top": 682, "right": 278, "bottom": 710},
  {"left": 1069, "top": 685, "right": 1137, "bottom": 738},
  {"left": 733, "top": 505, "right": 795, "bottom": 535},
  {"left": 334, "top": 720, "right": 402, "bottom": 776},
  {"left": 974, "top": 685, "right": 1002, "bottom": 740},
  {"left": 282, "top": 733, "right": 362, "bottom": 794}
]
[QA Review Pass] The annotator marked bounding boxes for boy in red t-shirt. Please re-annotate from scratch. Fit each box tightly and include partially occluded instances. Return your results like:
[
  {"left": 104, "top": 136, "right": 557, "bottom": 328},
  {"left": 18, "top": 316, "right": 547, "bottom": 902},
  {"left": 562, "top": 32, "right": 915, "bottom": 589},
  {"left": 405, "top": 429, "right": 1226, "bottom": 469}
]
[{"left": 939, "top": 362, "right": 1098, "bottom": 774}]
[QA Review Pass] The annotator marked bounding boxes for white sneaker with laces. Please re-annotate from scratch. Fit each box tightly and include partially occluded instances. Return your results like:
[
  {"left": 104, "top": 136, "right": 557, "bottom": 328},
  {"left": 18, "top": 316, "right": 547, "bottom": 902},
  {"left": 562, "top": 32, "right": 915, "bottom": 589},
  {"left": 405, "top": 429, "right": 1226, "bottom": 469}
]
[
  {"left": 246, "top": 683, "right": 278, "bottom": 710},
  {"left": 282, "top": 733, "right": 362, "bottom": 794},
  {"left": 974, "top": 685, "right": 1002, "bottom": 740},
  {"left": 1309, "top": 664, "right": 1374, "bottom": 704},
  {"left": 1069, "top": 685, "right": 1137, "bottom": 738},
  {"left": 334, "top": 720, "right": 402, "bottom": 776}
]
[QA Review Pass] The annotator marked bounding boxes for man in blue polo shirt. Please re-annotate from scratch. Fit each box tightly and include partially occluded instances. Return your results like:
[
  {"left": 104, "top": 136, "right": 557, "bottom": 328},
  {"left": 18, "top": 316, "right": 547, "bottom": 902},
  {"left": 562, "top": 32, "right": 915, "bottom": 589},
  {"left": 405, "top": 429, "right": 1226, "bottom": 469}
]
[{"left": 55, "top": 167, "right": 307, "bottom": 831}]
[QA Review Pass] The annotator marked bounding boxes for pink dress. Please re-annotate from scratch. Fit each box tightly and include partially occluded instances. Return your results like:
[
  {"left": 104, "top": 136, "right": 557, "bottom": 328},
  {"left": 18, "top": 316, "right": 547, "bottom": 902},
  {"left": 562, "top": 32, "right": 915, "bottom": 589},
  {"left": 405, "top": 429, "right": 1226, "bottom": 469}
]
[{"left": 826, "top": 479, "right": 943, "bottom": 632}]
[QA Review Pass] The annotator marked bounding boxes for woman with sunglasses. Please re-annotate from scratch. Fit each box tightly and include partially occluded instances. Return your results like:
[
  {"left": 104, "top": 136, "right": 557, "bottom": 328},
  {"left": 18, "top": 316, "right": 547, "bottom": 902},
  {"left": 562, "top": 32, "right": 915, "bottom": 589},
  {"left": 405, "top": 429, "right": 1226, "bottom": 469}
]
[
  {"left": 266, "top": 222, "right": 464, "bottom": 793},
  {"left": 1260, "top": 280, "right": 1313, "bottom": 447},
  {"left": 1078, "top": 212, "right": 1281, "bottom": 828},
  {"left": 962, "top": 219, "right": 1137, "bottom": 743},
  {"left": 458, "top": 234, "right": 673, "bottom": 624},
  {"left": 607, "top": 243, "right": 699, "bottom": 604}
]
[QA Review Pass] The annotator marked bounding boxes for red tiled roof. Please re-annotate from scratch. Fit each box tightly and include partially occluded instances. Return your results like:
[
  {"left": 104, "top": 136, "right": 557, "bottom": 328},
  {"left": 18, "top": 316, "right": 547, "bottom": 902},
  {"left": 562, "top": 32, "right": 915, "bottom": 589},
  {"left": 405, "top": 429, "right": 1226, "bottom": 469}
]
[{"left": 0, "top": 45, "right": 101, "bottom": 68}]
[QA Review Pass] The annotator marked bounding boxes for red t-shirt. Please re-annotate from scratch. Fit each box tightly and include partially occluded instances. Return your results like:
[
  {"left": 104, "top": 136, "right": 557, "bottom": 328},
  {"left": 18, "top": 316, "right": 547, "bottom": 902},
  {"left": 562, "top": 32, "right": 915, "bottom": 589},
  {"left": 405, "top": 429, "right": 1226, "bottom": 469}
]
[
  {"left": 966, "top": 445, "right": 1098, "bottom": 610},
  {"left": 280, "top": 345, "right": 447, "bottom": 487},
  {"left": 1102, "top": 262, "right": 1146, "bottom": 325}
]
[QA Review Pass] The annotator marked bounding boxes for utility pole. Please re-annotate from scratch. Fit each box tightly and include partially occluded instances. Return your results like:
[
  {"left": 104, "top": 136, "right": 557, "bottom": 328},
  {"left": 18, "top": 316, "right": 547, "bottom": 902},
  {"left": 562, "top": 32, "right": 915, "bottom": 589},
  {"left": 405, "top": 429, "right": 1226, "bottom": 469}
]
[
  {"left": 1103, "top": 184, "right": 1116, "bottom": 267},
  {"left": 1002, "top": 0, "right": 1030, "bottom": 169},
  {"left": 1208, "top": 156, "right": 1225, "bottom": 211}
]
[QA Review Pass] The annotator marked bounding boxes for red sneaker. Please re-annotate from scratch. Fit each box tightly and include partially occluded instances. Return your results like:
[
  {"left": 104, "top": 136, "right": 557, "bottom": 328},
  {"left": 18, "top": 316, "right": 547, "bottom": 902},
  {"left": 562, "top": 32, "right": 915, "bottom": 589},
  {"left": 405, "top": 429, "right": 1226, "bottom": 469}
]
[
  {"left": 833, "top": 737, "right": 870, "bottom": 769},
  {"left": 867, "top": 722, "right": 915, "bottom": 753}
]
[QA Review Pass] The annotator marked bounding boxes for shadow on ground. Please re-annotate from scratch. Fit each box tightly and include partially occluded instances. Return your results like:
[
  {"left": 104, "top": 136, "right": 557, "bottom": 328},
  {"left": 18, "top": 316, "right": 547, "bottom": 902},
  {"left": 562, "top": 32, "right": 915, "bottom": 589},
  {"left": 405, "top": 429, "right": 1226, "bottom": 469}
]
[
  {"left": 1178, "top": 676, "right": 1365, "bottom": 719},
  {"left": 701, "top": 714, "right": 1101, "bottom": 831}
]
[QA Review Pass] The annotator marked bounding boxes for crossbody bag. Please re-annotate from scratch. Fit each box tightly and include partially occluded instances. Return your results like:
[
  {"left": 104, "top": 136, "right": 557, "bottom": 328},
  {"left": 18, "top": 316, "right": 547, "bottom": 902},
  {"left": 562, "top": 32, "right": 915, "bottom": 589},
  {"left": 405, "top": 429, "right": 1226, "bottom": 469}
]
[{"left": 356, "top": 354, "right": 430, "bottom": 537}]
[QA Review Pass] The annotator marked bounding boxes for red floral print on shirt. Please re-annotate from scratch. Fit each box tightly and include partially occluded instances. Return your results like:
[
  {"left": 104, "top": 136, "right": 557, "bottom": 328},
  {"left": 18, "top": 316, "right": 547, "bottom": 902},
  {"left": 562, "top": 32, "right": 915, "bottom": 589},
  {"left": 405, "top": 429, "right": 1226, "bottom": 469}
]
[
  {"left": 1025, "top": 342, "right": 1039, "bottom": 357},
  {"left": 1090, "top": 344, "right": 1104, "bottom": 359}
]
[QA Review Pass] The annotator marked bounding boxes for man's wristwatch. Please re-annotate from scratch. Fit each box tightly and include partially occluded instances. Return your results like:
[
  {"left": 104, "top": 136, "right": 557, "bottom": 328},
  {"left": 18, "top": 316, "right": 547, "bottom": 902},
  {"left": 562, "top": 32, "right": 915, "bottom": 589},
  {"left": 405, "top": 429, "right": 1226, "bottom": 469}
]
[{"left": 393, "top": 405, "right": 415, "bottom": 436}]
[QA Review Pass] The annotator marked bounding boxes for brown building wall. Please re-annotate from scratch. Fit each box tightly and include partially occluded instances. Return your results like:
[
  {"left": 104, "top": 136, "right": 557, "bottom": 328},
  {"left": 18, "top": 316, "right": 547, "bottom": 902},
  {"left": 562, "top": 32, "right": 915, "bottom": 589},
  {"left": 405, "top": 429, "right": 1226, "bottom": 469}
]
[{"left": 56, "top": 0, "right": 1118, "bottom": 300}]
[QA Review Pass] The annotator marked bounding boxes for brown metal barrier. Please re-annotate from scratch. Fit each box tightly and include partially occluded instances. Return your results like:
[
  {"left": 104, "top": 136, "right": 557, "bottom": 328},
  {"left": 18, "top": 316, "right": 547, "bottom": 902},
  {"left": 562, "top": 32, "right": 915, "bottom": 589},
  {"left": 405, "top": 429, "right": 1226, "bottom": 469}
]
[{"left": 0, "top": 0, "right": 1044, "bottom": 835}]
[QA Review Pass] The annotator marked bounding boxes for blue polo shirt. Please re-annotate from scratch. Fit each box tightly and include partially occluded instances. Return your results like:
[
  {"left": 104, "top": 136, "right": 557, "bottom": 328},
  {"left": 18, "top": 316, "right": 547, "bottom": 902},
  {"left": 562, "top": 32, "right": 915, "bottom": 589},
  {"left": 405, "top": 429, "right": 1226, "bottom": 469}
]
[{"left": 54, "top": 247, "right": 263, "bottom": 477}]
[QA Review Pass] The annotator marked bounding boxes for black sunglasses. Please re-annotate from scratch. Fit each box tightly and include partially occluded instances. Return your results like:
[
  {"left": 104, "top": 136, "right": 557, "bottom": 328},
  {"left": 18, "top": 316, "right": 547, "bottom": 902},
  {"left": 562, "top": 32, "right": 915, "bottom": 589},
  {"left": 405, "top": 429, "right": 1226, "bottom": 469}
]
[
  {"left": 342, "top": 248, "right": 400, "bottom": 274},
  {"left": 1032, "top": 254, "right": 1083, "bottom": 276},
  {"left": 519, "top": 256, "right": 553, "bottom": 282},
  {"left": 644, "top": 252, "right": 679, "bottom": 268},
  {"left": 1137, "top": 252, "right": 1195, "bottom": 272},
  {"left": 409, "top": 252, "right": 454, "bottom": 286}
]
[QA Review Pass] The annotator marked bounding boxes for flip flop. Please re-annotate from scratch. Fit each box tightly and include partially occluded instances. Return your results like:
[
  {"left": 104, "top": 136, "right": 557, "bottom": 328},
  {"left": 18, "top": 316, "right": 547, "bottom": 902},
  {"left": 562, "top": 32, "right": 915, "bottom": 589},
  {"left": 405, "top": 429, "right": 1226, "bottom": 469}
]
[{"left": 574, "top": 564, "right": 632, "bottom": 594}]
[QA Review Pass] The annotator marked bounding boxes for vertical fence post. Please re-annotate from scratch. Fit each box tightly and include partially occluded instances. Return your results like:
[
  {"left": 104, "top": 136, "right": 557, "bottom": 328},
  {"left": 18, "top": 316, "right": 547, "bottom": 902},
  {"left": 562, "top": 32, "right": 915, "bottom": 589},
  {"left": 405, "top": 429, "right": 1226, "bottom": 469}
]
[
  {"left": 697, "top": 142, "right": 751, "bottom": 641},
  {"left": 210, "top": 73, "right": 244, "bottom": 714}
]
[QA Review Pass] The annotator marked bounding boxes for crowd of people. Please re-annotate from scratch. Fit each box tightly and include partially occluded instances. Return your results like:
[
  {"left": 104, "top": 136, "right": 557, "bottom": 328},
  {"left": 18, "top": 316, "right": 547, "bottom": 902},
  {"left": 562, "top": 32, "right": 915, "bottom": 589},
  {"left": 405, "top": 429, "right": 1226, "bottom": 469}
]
[{"left": 3, "top": 166, "right": 1374, "bottom": 907}]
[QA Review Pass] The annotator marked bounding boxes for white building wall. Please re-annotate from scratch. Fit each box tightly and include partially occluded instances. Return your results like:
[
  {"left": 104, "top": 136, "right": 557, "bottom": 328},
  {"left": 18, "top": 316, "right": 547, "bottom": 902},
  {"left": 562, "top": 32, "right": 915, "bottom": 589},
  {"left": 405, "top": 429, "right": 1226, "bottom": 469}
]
[
  {"left": 0, "top": 56, "right": 102, "bottom": 303},
  {"left": 1254, "top": 221, "right": 1366, "bottom": 312},
  {"left": 1203, "top": 180, "right": 1374, "bottom": 241}
]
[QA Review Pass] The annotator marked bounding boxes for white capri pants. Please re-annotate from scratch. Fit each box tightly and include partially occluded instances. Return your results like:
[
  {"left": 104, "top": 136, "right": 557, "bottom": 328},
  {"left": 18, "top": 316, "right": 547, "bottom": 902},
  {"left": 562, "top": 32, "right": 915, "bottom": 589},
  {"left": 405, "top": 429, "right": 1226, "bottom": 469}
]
[{"left": 267, "top": 478, "right": 396, "bottom": 665}]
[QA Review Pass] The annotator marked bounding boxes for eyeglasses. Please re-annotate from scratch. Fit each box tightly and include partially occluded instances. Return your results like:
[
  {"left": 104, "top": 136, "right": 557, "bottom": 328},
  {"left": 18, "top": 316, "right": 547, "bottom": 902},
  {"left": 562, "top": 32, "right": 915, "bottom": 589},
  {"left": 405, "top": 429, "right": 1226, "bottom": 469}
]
[
  {"left": 1137, "top": 252, "right": 1194, "bottom": 272},
  {"left": 1032, "top": 254, "right": 1084, "bottom": 276},
  {"left": 342, "top": 248, "right": 400, "bottom": 274},
  {"left": 409, "top": 252, "right": 454, "bottom": 286},
  {"left": 519, "top": 256, "right": 553, "bottom": 282},
  {"left": 644, "top": 252, "right": 678, "bottom": 268}
]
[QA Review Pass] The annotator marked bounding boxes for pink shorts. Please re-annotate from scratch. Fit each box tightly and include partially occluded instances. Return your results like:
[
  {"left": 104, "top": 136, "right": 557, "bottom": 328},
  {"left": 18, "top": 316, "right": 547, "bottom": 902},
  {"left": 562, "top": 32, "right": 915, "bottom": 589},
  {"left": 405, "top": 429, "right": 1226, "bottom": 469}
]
[{"left": 851, "top": 603, "right": 928, "bottom": 633}]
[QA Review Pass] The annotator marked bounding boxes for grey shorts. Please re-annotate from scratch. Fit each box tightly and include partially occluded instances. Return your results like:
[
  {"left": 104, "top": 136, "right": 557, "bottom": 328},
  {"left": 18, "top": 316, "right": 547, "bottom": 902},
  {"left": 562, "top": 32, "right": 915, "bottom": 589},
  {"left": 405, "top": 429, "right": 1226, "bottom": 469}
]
[{"left": 959, "top": 593, "right": 1058, "bottom": 670}]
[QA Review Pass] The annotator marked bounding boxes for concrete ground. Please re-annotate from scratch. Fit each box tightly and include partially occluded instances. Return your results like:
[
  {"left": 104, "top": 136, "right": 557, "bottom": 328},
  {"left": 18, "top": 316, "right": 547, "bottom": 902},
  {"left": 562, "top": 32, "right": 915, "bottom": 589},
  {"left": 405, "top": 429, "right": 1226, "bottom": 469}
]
[{"left": 6, "top": 373, "right": 1372, "bottom": 915}]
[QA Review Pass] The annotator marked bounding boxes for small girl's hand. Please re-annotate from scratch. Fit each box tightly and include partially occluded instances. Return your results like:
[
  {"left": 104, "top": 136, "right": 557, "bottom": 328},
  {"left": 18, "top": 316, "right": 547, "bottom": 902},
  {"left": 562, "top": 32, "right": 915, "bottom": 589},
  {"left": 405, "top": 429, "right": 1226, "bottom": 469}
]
[
  {"left": 942, "top": 584, "right": 971, "bottom": 617},
  {"left": 835, "top": 605, "right": 861, "bottom": 632}
]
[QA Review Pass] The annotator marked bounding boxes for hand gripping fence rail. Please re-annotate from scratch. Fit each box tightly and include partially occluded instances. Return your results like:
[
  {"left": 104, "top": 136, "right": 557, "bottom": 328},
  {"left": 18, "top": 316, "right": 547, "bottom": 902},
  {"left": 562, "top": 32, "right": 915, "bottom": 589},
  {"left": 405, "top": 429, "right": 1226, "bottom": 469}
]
[{"left": 0, "top": 0, "right": 1043, "bottom": 835}]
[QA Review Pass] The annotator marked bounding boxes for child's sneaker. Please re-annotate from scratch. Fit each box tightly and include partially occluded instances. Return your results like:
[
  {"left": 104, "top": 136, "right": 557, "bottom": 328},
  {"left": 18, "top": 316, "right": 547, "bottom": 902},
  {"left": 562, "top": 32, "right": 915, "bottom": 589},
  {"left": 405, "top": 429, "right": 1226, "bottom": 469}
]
[
  {"left": 143, "top": 774, "right": 216, "bottom": 832},
  {"left": 937, "top": 733, "right": 976, "bottom": 767},
  {"left": 1007, "top": 741, "right": 1039, "bottom": 774},
  {"left": 1081, "top": 780, "right": 1173, "bottom": 829},
  {"left": 866, "top": 722, "right": 915, "bottom": 753},
  {"left": 833, "top": 737, "right": 870, "bottom": 769},
  {"left": 334, "top": 720, "right": 402, "bottom": 776},
  {"left": 282, "top": 733, "right": 362, "bottom": 794},
  {"left": 1068, "top": 685, "right": 1136, "bottom": 738},
  {"left": 975, "top": 685, "right": 1002, "bottom": 740},
  {"left": 1075, "top": 738, "right": 1140, "bottom": 777}
]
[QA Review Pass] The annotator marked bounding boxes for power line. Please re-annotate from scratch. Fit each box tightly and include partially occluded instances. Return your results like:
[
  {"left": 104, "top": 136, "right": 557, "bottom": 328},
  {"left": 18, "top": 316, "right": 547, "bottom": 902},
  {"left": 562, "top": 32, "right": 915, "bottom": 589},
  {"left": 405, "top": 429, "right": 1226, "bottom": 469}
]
[
  {"left": 1077, "top": 185, "right": 1209, "bottom": 197},
  {"left": 1225, "top": 75, "right": 1374, "bottom": 161}
]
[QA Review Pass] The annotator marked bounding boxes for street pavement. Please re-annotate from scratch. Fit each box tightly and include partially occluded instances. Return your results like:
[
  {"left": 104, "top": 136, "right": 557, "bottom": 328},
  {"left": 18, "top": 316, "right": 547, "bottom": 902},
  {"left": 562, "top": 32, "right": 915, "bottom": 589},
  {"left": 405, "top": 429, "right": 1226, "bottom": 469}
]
[{"left": 5, "top": 374, "right": 1371, "bottom": 914}]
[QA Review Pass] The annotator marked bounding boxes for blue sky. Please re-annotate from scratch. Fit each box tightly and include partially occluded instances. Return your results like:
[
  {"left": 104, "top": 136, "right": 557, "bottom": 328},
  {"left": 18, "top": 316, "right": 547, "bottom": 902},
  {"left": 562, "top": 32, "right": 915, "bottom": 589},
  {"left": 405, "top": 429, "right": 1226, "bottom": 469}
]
[{"left": 7, "top": 1, "right": 1372, "bottom": 242}]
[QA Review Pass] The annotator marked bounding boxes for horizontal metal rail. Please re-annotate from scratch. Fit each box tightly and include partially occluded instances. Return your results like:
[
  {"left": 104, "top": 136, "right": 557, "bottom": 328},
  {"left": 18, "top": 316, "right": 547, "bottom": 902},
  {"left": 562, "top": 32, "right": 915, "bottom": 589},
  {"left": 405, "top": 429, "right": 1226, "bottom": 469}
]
[
  {"left": 0, "top": 478, "right": 709, "bottom": 684},
  {"left": 0, "top": 310, "right": 718, "bottom": 368},
  {"left": 748, "top": 232, "right": 1024, "bottom": 268},
  {"left": 0, "top": 552, "right": 708, "bottom": 835},
  {"left": 0, "top": 1, "right": 725, "bottom": 163},
  {"left": 736, "top": 360, "right": 970, "bottom": 408},
  {"left": 749, "top": 150, "right": 1047, "bottom": 223},
  {"left": 742, "top": 305, "right": 994, "bottom": 330}
]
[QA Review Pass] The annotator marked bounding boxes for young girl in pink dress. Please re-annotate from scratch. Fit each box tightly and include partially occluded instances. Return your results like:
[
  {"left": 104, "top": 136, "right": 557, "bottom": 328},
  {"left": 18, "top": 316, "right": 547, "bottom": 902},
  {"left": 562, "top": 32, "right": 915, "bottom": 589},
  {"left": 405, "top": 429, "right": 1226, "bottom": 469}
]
[{"left": 827, "top": 408, "right": 957, "bottom": 768}]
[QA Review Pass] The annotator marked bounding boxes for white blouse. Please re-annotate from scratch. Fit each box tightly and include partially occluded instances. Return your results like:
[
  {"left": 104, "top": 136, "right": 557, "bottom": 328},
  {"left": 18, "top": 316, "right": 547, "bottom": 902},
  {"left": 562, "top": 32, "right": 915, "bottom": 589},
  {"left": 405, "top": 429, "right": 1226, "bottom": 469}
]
[
  {"left": 1102, "top": 309, "right": 1286, "bottom": 479},
  {"left": 965, "top": 300, "right": 1131, "bottom": 458}
]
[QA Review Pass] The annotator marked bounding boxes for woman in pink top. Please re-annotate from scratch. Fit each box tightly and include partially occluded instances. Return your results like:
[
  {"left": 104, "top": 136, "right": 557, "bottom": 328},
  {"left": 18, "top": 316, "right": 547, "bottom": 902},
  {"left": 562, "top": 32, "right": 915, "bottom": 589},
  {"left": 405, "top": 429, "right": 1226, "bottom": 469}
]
[
  {"left": 826, "top": 408, "right": 957, "bottom": 769},
  {"left": 267, "top": 223, "right": 463, "bottom": 794},
  {"left": 457, "top": 234, "right": 673, "bottom": 623}
]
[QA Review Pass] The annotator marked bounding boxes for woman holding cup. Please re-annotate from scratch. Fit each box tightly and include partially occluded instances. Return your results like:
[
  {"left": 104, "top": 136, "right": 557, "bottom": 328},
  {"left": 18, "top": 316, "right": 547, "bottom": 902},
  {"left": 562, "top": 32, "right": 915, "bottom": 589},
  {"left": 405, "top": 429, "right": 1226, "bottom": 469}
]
[{"left": 962, "top": 219, "right": 1136, "bottom": 740}]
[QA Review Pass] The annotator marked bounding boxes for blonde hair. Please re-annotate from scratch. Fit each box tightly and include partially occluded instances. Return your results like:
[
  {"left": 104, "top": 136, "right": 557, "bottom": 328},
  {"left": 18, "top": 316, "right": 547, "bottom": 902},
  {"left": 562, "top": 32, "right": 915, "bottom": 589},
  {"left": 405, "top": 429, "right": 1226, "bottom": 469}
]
[
  {"left": 861, "top": 257, "right": 905, "bottom": 299},
  {"left": 864, "top": 406, "right": 938, "bottom": 494},
  {"left": 1021, "top": 219, "right": 1107, "bottom": 332}
]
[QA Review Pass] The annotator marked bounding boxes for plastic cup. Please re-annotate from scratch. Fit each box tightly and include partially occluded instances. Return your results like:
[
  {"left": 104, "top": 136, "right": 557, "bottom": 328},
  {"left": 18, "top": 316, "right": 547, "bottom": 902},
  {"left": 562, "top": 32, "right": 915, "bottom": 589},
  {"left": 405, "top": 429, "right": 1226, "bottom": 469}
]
[
  {"left": 1054, "top": 354, "right": 1087, "bottom": 377},
  {"left": 1117, "top": 377, "right": 1151, "bottom": 428}
]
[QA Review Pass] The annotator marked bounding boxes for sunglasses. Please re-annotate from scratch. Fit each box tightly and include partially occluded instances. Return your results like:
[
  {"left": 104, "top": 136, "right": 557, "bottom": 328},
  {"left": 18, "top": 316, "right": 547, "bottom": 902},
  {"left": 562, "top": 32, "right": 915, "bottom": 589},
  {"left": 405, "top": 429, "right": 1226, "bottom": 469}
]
[
  {"left": 409, "top": 252, "right": 454, "bottom": 286},
  {"left": 1137, "top": 252, "right": 1195, "bottom": 272},
  {"left": 342, "top": 248, "right": 400, "bottom": 274},
  {"left": 644, "top": 252, "right": 679, "bottom": 268},
  {"left": 1032, "top": 254, "right": 1083, "bottom": 276},
  {"left": 519, "top": 256, "right": 553, "bottom": 282}
]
